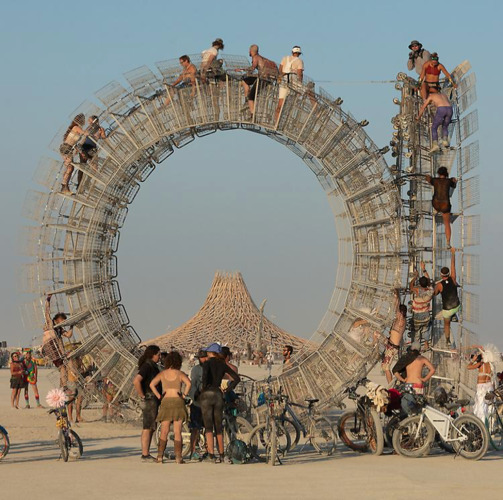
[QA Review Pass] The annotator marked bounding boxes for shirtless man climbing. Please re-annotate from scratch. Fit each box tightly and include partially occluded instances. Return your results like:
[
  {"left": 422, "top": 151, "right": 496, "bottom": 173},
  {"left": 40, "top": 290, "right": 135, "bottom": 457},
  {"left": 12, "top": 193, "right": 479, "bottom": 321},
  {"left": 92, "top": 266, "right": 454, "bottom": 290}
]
[
  {"left": 418, "top": 90, "right": 454, "bottom": 153},
  {"left": 382, "top": 289, "right": 407, "bottom": 384},
  {"left": 165, "top": 55, "right": 198, "bottom": 105},
  {"left": 393, "top": 342, "right": 436, "bottom": 395}
]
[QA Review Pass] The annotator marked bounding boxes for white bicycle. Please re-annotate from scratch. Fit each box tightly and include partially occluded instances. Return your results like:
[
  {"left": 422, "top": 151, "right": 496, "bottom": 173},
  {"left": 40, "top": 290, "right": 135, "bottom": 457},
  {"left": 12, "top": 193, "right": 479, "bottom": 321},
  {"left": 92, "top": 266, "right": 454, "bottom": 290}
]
[{"left": 393, "top": 401, "right": 489, "bottom": 460}]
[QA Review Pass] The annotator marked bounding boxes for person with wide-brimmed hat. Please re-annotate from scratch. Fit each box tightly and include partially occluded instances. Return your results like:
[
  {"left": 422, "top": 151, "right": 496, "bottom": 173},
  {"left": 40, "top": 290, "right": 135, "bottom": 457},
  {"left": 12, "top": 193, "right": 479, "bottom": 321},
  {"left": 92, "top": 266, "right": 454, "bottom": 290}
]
[{"left": 407, "top": 39, "right": 431, "bottom": 75}]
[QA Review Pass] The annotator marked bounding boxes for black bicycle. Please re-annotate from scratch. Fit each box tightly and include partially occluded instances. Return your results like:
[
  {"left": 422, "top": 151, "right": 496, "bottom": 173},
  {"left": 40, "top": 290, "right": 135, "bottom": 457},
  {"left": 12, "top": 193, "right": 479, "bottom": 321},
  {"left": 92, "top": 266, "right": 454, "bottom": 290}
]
[
  {"left": 337, "top": 378, "right": 384, "bottom": 455},
  {"left": 0, "top": 425, "right": 10, "bottom": 460},
  {"left": 276, "top": 393, "right": 337, "bottom": 455}
]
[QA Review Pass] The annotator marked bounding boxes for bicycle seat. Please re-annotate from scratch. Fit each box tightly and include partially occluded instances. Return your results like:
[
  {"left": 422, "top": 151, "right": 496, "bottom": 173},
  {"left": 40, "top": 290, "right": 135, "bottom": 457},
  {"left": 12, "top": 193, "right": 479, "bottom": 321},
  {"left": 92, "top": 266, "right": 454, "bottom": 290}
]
[{"left": 305, "top": 398, "right": 319, "bottom": 404}]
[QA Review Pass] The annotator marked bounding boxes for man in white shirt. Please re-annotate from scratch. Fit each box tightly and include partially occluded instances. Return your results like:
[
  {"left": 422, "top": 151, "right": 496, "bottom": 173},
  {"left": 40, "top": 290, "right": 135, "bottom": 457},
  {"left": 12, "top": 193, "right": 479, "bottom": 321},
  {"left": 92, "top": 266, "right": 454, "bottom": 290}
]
[{"left": 275, "top": 46, "right": 304, "bottom": 121}]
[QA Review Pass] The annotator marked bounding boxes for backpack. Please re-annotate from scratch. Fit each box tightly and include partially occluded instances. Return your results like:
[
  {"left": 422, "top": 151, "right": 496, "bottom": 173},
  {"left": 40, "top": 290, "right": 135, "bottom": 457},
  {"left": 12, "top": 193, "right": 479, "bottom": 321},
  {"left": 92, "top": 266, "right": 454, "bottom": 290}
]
[{"left": 226, "top": 439, "right": 251, "bottom": 464}]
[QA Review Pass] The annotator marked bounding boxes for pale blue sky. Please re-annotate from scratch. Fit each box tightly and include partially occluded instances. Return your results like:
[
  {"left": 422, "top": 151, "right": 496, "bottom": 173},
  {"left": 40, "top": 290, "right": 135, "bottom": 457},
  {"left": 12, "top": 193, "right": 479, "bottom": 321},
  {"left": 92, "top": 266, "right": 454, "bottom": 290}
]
[{"left": 0, "top": 0, "right": 500, "bottom": 348}]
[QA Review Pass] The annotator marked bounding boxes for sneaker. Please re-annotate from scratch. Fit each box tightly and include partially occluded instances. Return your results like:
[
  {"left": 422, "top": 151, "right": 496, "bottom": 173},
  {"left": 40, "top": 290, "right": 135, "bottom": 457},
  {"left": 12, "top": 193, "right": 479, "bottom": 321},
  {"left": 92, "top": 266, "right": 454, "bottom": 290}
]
[
  {"left": 429, "top": 141, "right": 440, "bottom": 154},
  {"left": 61, "top": 187, "right": 74, "bottom": 196},
  {"left": 442, "top": 137, "right": 450, "bottom": 147},
  {"left": 451, "top": 314, "right": 459, "bottom": 323},
  {"left": 190, "top": 452, "right": 202, "bottom": 461},
  {"left": 25, "top": 404, "right": 31, "bottom": 409},
  {"left": 141, "top": 454, "right": 157, "bottom": 463}
]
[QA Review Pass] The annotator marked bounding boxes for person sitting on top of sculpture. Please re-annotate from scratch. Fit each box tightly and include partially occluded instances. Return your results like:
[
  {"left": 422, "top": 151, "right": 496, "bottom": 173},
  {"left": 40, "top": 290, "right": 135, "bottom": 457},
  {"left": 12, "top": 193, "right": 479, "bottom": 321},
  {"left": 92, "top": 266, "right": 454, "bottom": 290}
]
[
  {"left": 275, "top": 45, "right": 304, "bottom": 122},
  {"left": 417, "top": 87, "right": 453, "bottom": 153},
  {"left": 418, "top": 52, "right": 457, "bottom": 99},
  {"left": 165, "top": 55, "right": 198, "bottom": 106},
  {"left": 200, "top": 38, "right": 225, "bottom": 84},
  {"left": 425, "top": 166, "right": 457, "bottom": 249},
  {"left": 241, "top": 44, "right": 278, "bottom": 114},
  {"left": 407, "top": 40, "right": 431, "bottom": 98}
]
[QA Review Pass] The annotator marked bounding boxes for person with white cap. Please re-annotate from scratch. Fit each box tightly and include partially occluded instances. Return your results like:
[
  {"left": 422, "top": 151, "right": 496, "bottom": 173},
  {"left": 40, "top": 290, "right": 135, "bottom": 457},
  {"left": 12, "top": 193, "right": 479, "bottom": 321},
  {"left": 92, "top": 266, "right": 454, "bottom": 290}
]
[{"left": 275, "top": 45, "right": 304, "bottom": 121}]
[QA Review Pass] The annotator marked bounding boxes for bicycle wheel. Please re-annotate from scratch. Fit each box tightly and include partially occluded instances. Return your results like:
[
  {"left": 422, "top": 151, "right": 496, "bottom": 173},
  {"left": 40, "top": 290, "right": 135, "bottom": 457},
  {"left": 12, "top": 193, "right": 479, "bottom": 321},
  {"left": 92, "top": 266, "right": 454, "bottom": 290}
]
[
  {"left": 392, "top": 415, "right": 434, "bottom": 458},
  {"left": 248, "top": 421, "right": 289, "bottom": 463},
  {"left": 277, "top": 416, "right": 300, "bottom": 452},
  {"left": 365, "top": 408, "right": 384, "bottom": 456},
  {"left": 452, "top": 415, "right": 488, "bottom": 460},
  {"left": 338, "top": 410, "right": 368, "bottom": 452},
  {"left": 224, "top": 416, "right": 254, "bottom": 445},
  {"left": 68, "top": 430, "right": 83, "bottom": 460},
  {"left": 309, "top": 416, "right": 337, "bottom": 456},
  {"left": 384, "top": 415, "right": 401, "bottom": 449},
  {"left": 486, "top": 411, "right": 503, "bottom": 451},
  {"left": 0, "top": 427, "right": 10, "bottom": 460},
  {"left": 58, "top": 429, "right": 69, "bottom": 462}
]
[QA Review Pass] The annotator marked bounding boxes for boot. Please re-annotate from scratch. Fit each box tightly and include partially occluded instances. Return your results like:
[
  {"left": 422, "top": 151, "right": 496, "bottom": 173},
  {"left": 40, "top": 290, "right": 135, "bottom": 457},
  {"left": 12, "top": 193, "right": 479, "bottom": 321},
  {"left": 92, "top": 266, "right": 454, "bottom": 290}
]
[
  {"left": 157, "top": 439, "right": 167, "bottom": 463},
  {"left": 174, "top": 440, "right": 184, "bottom": 464},
  {"left": 442, "top": 136, "right": 450, "bottom": 148},
  {"left": 429, "top": 141, "right": 440, "bottom": 153}
]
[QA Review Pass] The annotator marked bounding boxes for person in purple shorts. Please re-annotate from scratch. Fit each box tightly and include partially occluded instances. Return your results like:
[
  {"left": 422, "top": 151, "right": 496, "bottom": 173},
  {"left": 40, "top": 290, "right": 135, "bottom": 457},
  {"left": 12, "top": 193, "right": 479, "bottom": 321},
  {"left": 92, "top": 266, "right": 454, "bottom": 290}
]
[{"left": 417, "top": 88, "right": 453, "bottom": 153}]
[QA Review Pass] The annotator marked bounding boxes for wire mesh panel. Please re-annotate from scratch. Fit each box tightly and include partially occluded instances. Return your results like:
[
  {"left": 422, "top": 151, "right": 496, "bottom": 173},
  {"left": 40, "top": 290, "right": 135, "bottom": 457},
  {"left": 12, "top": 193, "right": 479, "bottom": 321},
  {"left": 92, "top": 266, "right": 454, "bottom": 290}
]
[
  {"left": 463, "top": 254, "right": 480, "bottom": 285},
  {"left": 459, "top": 141, "right": 479, "bottom": 176},
  {"left": 460, "top": 175, "right": 480, "bottom": 209},
  {"left": 463, "top": 215, "right": 481, "bottom": 247},
  {"left": 457, "top": 110, "right": 479, "bottom": 143},
  {"left": 462, "top": 291, "right": 480, "bottom": 325}
]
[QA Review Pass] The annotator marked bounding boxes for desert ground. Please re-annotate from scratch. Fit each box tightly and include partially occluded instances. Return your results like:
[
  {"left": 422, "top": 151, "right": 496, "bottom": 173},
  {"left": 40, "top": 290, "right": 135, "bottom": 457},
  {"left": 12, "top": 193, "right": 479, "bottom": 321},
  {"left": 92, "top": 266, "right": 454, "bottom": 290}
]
[{"left": 1, "top": 365, "right": 502, "bottom": 500}]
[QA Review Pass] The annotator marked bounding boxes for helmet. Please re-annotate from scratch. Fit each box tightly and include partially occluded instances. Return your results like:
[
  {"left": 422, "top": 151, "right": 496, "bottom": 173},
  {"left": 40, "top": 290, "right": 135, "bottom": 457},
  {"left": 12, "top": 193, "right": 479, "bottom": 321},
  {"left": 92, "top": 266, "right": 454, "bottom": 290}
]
[
  {"left": 408, "top": 40, "right": 422, "bottom": 50},
  {"left": 433, "top": 387, "right": 448, "bottom": 406}
]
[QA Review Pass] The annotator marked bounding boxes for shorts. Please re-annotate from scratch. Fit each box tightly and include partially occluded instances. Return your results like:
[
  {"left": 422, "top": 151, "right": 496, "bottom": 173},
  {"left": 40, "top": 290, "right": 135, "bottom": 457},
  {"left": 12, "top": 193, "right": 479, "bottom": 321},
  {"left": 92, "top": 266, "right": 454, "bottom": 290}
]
[
  {"left": 142, "top": 395, "right": 160, "bottom": 430},
  {"left": 442, "top": 304, "right": 460, "bottom": 319},
  {"left": 432, "top": 199, "right": 451, "bottom": 214},
  {"left": 381, "top": 339, "right": 399, "bottom": 370},
  {"left": 426, "top": 81, "right": 441, "bottom": 91},
  {"left": 10, "top": 377, "right": 25, "bottom": 389},
  {"left": 278, "top": 85, "right": 290, "bottom": 100},
  {"left": 188, "top": 404, "right": 203, "bottom": 430}
]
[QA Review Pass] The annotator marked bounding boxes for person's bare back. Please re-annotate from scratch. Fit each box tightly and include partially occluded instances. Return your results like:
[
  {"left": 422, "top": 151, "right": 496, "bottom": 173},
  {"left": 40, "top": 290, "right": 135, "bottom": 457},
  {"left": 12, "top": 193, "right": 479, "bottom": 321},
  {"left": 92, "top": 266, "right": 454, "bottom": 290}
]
[
  {"left": 406, "top": 355, "right": 435, "bottom": 385},
  {"left": 428, "top": 92, "right": 451, "bottom": 108}
]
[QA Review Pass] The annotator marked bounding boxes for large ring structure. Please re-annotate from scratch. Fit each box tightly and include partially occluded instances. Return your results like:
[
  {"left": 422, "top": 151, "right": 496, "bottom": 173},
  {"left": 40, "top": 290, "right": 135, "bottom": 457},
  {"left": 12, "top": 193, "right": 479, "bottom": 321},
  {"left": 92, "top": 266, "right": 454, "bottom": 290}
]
[{"left": 21, "top": 54, "right": 404, "bottom": 407}]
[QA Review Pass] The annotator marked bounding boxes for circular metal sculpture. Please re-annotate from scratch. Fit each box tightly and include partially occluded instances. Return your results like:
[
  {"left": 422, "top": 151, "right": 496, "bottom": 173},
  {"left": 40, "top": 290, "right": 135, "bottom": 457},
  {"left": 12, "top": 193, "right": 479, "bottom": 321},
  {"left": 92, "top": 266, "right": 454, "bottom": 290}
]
[{"left": 21, "top": 54, "right": 404, "bottom": 407}]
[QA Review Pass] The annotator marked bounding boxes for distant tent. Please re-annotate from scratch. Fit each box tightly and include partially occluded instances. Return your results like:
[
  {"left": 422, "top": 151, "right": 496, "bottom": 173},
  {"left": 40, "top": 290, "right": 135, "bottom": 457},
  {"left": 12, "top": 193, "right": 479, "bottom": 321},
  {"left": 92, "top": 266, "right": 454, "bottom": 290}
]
[{"left": 143, "top": 271, "right": 308, "bottom": 354}]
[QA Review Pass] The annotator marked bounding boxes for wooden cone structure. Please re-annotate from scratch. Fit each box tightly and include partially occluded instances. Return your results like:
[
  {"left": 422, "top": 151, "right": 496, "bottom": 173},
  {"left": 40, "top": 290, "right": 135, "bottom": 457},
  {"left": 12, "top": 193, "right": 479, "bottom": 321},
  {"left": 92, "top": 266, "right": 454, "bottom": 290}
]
[{"left": 144, "top": 271, "right": 308, "bottom": 354}]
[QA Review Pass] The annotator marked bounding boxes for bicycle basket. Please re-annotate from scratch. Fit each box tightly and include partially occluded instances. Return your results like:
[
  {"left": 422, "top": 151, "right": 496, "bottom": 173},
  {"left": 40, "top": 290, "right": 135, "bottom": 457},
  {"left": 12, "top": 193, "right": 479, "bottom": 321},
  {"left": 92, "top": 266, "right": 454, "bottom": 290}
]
[{"left": 226, "top": 439, "right": 251, "bottom": 464}]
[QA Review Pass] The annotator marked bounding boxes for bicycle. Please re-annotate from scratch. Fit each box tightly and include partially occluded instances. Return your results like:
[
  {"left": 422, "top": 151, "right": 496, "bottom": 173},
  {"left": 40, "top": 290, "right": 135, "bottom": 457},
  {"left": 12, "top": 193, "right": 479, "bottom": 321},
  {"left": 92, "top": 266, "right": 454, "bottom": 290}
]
[
  {"left": 392, "top": 392, "right": 489, "bottom": 460},
  {"left": 276, "top": 393, "right": 337, "bottom": 455},
  {"left": 49, "top": 402, "right": 83, "bottom": 462},
  {"left": 248, "top": 386, "right": 289, "bottom": 465},
  {"left": 337, "top": 377, "right": 384, "bottom": 455},
  {"left": 0, "top": 425, "right": 10, "bottom": 460},
  {"left": 484, "top": 388, "right": 503, "bottom": 451}
]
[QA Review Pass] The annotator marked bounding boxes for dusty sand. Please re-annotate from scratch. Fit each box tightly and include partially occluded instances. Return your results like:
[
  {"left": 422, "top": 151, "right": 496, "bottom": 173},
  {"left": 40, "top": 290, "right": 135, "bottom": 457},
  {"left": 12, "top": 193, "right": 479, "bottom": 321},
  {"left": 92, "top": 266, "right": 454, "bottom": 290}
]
[{"left": 1, "top": 366, "right": 501, "bottom": 500}]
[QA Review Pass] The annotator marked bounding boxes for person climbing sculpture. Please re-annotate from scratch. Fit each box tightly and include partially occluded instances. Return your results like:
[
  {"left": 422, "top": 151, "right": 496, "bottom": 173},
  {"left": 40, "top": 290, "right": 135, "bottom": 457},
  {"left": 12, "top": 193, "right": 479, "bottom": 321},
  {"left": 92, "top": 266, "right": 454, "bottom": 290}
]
[
  {"left": 433, "top": 247, "right": 460, "bottom": 348},
  {"left": 425, "top": 166, "right": 457, "bottom": 249},
  {"left": 417, "top": 88, "right": 453, "bottom": 153},
  {"left": 418, "top": 52, "right": 457, "bottom": 100}
]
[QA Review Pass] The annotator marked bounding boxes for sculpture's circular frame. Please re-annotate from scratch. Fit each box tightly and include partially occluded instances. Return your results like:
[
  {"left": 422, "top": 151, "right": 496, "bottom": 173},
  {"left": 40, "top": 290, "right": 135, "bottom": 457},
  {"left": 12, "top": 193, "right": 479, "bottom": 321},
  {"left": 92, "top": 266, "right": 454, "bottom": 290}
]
[{"left": 22, "top": 54, "right": 404, "bottom": 407}]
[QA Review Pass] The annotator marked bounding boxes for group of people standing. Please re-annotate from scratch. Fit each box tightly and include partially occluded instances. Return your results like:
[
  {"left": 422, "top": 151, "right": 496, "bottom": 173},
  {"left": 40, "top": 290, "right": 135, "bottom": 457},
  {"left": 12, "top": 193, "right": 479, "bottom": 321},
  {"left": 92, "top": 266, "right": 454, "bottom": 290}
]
[
  {"left": 133, "top": 342, "right": 240, "bottom": 464},
  {"left": 9, "top": 349, "right": 41, "bottom": 409}
]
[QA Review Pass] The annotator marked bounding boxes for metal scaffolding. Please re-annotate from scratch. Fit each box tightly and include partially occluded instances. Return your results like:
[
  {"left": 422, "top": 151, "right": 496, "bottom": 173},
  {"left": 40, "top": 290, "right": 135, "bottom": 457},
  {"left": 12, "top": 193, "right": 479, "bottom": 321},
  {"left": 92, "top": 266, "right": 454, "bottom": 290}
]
[
  {"left": 391, "top": 61, "right": 480, "bottom": 398},
  {"left": 21, "top": 54, "right": 405, "bottom": 408}
]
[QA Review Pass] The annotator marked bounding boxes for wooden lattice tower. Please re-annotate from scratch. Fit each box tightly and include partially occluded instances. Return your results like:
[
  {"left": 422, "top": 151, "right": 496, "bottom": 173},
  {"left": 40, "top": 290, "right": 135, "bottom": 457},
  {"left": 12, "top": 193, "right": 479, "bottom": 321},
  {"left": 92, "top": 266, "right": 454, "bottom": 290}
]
[{"left": 145, "top": 271, "right": 307, "bottom": 354}]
